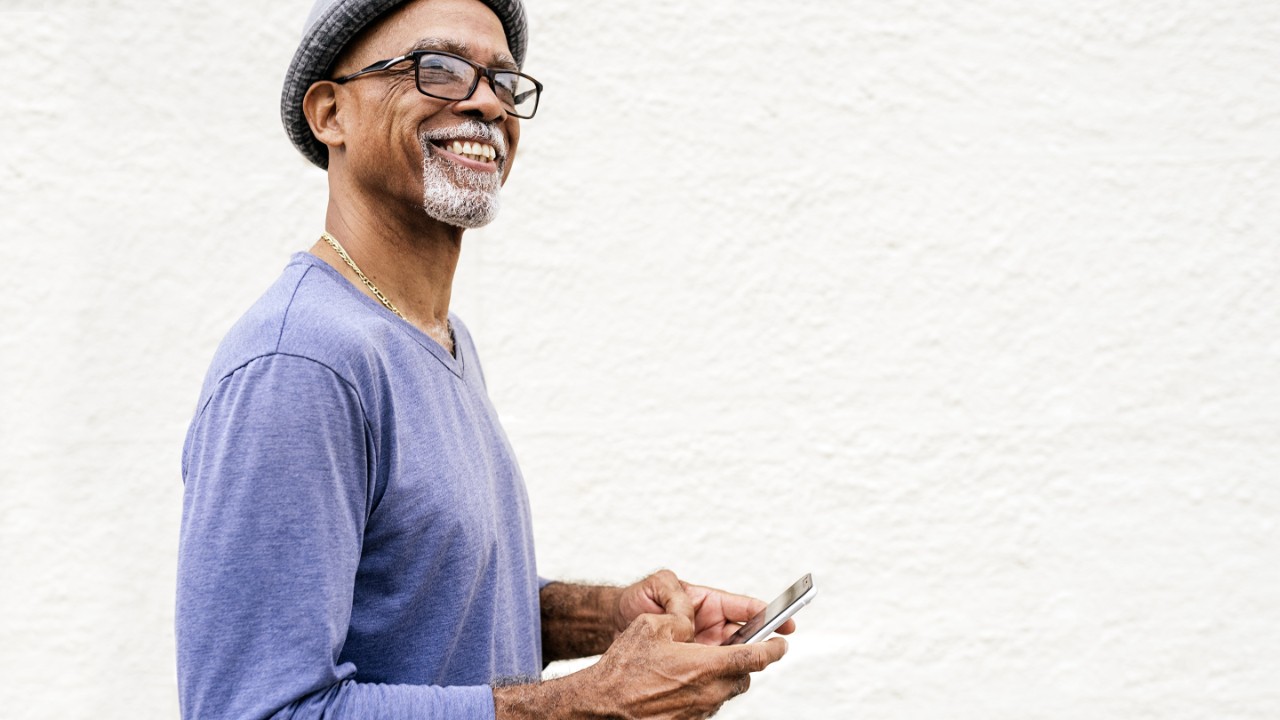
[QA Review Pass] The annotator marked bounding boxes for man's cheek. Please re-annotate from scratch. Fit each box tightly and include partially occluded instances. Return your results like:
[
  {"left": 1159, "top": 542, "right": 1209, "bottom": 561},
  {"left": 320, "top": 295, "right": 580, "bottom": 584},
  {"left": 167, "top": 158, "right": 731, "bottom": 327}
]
[{"left": 501, "top": 149, "right": 517, "bottom": 183}]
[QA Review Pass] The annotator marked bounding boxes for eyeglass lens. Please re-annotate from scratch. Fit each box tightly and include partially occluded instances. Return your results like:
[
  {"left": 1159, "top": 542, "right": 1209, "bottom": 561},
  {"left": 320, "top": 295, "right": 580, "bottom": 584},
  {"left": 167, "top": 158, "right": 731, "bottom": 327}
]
[{"left": 417, "top": 54, "right": 539, "bottom": 117}]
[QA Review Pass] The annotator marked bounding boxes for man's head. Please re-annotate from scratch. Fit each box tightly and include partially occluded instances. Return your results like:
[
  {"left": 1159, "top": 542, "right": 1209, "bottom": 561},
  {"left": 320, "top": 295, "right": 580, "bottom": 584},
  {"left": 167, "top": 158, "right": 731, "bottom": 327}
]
[{"left": 282, "top": 0, "right": 532, "bottom": 228}]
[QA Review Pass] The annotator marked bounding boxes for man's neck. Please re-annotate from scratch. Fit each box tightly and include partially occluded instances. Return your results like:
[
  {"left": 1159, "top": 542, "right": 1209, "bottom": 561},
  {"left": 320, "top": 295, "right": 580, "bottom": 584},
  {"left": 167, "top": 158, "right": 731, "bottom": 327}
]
[{"left": 310, "top": 190, "right": 462, "bottom": 353}]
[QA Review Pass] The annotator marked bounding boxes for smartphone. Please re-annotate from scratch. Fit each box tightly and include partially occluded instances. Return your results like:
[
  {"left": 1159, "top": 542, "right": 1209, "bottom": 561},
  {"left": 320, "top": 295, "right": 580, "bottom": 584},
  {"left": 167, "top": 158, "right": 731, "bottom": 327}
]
[{"left": 722, "top": 573, "right": 817, "bottom": 645}]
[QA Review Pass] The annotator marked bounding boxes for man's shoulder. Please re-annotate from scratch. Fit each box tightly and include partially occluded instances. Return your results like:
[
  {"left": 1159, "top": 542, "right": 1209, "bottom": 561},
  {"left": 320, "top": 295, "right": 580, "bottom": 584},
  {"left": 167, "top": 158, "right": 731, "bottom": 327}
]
[{"left": 199, "top": 253, "right": 387, "bottom": 397}]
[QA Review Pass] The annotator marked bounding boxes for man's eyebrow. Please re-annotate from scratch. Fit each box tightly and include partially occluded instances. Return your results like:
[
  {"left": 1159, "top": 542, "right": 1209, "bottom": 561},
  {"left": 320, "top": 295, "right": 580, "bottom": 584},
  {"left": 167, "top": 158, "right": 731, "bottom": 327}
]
[{"left": 408, "top": 37, "right": 519, "bottom": 71}]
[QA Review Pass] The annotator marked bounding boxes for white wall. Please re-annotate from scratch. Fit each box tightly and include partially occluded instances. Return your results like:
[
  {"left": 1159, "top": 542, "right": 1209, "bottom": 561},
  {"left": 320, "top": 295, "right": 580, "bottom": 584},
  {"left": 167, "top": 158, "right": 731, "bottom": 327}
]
[{"left": 2, "top": 0, "right": 1278, "bottom": 717}]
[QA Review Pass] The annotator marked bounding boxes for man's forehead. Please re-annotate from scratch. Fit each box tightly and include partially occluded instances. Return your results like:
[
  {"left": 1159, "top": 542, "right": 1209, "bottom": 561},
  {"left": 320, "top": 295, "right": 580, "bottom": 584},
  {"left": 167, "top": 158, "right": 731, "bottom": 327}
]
[{"left": 408, "top": 37, "right": 518, "bottom": 70}]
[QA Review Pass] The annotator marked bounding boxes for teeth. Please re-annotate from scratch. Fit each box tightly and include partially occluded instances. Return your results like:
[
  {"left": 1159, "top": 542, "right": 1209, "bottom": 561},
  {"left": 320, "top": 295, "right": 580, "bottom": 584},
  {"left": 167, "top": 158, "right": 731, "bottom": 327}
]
[{"left": 443, "top": 139, "right": 496, "bottom": 163}]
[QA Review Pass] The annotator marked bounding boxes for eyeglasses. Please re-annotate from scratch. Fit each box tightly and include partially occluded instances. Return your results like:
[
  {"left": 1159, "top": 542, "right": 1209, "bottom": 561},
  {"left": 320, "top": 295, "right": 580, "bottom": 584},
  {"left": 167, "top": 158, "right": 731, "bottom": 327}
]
[{"left": 334, "top": 50, "right": 543, "bottom": 119}]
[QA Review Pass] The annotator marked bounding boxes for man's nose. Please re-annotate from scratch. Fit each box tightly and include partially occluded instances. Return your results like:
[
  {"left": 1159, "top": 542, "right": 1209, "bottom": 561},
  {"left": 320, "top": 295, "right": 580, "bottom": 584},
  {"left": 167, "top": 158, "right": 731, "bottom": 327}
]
[{"left": 454, "top": 76, "right": 507, "bottom": 122}]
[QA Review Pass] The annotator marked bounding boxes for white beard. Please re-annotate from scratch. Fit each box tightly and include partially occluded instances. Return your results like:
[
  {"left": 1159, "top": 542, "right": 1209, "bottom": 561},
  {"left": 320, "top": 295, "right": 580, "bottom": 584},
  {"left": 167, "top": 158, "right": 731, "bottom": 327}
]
[{"left": 419, "top": 121, "right": 504, "bottom": 229}]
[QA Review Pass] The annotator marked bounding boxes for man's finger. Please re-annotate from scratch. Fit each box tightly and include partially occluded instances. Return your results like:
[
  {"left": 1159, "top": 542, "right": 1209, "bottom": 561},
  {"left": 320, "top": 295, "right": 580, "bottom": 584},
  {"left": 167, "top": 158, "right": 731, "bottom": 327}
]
[
  {"left": 643, "top": 610, "right": 696, "bottom": 643},
  {"left": 713, "top": 591, "right": 769, "bottom": 624},
  {"left": 711, "top": 590, "right": 797, "bottom": 635},
  {"left": 647, "top": 570, "right": 697, "bottom": 631},
  {"left": 713, "top": 636, "right": 788, "bottom": 675}
]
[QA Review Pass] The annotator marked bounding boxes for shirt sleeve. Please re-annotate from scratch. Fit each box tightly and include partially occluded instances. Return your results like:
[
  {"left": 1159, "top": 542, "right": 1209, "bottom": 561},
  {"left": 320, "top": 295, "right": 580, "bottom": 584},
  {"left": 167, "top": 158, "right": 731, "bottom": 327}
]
[{"left": 176, "top": 353, "right": 496, "bottom": 720}]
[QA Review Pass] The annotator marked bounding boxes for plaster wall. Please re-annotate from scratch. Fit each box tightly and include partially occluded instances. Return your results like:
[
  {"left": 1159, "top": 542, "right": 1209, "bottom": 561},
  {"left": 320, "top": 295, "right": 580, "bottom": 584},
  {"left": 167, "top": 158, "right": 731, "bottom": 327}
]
[{"left": 1, "top": 1, "right": 1278, "bottom": 718}]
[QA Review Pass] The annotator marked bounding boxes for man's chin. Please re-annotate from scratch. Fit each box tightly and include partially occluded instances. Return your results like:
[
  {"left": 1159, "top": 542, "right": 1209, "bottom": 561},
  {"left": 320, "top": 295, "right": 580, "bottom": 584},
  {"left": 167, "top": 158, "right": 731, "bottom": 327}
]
[
  {"left": 429, "top": 205, "right": 499, "bottom": 229},
  {"left": 421, "top": 186, "right": 501, "bottom": 229},
  {"left": 421, "top": 155, "right": 502, "bottom": 228}
]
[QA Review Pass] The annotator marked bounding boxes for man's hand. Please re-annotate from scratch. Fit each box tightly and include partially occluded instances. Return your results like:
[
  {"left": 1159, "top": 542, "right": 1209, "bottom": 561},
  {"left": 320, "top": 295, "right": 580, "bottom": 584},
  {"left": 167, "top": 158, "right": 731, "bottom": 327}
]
[
  {"left": 612, "top": 570, "right": 696, "bottom": 636},
  {"left": 495, "top": 611, "right": 789, "bottom": 719},
  {"left": 614, "top": 570, "right": 798, "bottom": 646},
  {"left": 539, "top": 572, "right": 798, "bottom": 665},
  {"left": 683, "top": 581, "right": 797, "bottom": 645},
  {"left": 588, "top": 612, "right": 788, "bottom": 718}
]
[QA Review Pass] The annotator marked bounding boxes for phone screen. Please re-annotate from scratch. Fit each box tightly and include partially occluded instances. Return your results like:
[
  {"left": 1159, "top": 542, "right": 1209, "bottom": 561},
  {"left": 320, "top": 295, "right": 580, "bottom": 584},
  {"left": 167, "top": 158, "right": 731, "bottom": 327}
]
[{"left": 723, "top": 574, "right": 815, "bottom": 646}]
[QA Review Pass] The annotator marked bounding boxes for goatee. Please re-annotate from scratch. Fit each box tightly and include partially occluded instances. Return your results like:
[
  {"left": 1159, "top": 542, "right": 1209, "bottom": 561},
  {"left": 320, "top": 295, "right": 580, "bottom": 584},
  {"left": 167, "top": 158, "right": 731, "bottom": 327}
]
[{"left": 419, "top": 121, "right": 505, "bottom": 229}]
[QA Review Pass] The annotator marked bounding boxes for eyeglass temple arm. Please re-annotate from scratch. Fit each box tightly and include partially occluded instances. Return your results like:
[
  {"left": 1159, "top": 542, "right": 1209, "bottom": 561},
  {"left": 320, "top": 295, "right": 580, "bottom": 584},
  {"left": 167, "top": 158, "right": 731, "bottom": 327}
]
[{"left": 335, "top": 54, "right": 413, "bottom": 84}]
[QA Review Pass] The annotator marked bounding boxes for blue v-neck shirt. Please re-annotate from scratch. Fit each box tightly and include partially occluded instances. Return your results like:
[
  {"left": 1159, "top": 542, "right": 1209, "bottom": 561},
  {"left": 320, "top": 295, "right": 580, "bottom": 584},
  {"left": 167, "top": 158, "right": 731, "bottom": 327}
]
[{"left": 178, "top": 253, "right": 541, "bottom": 719}]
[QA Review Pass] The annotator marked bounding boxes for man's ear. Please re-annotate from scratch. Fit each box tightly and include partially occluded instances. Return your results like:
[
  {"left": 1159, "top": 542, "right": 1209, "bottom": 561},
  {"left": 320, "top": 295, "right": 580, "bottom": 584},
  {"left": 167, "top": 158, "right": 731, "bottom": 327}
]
[{"left": 302, "top": 81, "right": 345, "bottom": 152}]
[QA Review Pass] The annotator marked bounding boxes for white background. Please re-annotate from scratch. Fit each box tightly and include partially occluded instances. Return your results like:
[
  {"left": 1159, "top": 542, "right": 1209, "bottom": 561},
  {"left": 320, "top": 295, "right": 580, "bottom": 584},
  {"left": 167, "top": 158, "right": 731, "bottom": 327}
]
[{"left": 2, "top": 0, "right": 1279, "bottom": 718}]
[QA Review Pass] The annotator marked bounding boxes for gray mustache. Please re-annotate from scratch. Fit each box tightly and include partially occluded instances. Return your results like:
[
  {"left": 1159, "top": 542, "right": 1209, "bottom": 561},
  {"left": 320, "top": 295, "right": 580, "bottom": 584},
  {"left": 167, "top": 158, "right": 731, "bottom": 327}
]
[{"left": 420, "top": 120, "right": 506, "bottom": 156}]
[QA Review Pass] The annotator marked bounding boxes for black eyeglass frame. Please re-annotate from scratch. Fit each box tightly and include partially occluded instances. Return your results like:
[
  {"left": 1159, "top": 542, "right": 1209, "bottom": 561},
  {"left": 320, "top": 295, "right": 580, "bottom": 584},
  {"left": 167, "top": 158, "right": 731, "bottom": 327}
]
[{"left": 333, "top": 50, "right": 543, "bottom": 119}]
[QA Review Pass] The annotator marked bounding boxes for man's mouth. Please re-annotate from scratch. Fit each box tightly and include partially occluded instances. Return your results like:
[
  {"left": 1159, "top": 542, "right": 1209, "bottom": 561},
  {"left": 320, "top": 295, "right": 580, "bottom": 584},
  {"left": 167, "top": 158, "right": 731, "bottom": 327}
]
[{"left": 432, "top": 139, "right": 498, "bottom": 165}]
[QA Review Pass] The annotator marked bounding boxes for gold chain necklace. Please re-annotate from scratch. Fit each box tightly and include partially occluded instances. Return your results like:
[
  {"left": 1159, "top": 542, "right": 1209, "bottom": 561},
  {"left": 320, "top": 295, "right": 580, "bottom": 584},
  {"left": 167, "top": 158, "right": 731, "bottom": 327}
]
[{"left": 320, "top": 232, "right": 406, "bottom": 320}]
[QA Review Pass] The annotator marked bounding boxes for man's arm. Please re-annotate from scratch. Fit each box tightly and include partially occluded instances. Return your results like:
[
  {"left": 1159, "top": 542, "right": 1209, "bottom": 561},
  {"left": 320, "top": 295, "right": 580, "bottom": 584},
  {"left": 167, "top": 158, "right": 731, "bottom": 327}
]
[
  {"left": 177, "top": 354, "right": 493, "bottom": 719},
  {"left": 539, "top": 582, "right": 624, "bottom": 663}
]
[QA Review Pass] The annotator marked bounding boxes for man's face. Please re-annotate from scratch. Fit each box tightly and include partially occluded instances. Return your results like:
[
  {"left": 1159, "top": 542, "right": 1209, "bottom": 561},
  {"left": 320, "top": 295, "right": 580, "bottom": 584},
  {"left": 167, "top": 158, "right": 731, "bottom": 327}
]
[{"left": 331, "top": 0, "right": 521, "bottom": 228}]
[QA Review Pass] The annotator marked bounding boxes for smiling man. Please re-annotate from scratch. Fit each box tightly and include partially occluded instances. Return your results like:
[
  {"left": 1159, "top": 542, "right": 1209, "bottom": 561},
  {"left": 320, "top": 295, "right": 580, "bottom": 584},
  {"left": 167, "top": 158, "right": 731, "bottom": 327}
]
[{"left": 176, "top": 0, "right": 790, "bottom": 718}]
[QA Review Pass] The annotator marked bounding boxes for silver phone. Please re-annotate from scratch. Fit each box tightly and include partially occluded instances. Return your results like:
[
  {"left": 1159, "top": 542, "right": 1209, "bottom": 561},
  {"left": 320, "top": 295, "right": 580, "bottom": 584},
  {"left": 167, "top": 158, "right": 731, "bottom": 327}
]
[{"left": 722, "top": 573, "right": 817, "bottom": 645}]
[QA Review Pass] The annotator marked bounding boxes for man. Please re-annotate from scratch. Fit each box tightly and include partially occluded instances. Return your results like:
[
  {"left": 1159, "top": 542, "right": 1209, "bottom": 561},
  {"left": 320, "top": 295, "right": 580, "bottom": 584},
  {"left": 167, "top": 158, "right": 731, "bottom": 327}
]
[{"left": 176, "top": 0, "right": 791, "bottom": 717}]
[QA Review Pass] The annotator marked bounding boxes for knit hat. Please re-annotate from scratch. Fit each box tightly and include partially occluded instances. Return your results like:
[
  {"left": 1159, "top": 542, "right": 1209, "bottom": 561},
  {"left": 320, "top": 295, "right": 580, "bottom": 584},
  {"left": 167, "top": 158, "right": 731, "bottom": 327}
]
[{"left": 281, "top": 0, "right": 528, "bottom": 169}]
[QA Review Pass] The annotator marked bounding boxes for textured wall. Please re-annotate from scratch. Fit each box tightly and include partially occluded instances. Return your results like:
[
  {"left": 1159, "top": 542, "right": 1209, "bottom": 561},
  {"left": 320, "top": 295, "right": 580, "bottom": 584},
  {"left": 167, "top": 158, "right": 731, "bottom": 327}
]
[{"left": 2, "top": 0, "right": 1278, "bottom": 718}]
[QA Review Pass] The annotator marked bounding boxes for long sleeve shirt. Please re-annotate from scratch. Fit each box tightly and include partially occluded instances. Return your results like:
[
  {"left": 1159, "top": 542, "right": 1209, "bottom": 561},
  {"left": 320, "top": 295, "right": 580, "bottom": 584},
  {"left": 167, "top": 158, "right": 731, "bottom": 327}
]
[{"left": 178, "top": 253, "right": 542, "bottom": 719}]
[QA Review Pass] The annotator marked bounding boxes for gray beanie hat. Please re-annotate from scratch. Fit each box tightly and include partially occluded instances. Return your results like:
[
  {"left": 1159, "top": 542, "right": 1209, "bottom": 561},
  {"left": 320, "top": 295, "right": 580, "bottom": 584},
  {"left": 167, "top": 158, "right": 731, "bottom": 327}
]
[{"left": 281, "top": 0, "right": 528, "bottom": 169}]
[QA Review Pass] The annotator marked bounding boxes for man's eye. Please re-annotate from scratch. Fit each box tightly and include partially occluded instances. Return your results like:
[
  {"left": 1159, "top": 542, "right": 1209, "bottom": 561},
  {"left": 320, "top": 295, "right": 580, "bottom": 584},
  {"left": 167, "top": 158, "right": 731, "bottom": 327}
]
[
  {"left": 423, "top": 72, "right": 468, "bottom": 89},
  {"left": 493, "top": 79, "right": 516, "bottom": 97},
  {"left": 419, "top": 59, "right": 465, "bottom": 80}
]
